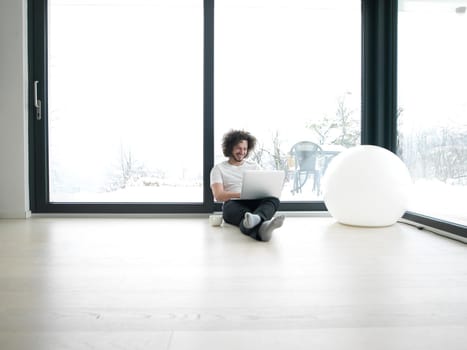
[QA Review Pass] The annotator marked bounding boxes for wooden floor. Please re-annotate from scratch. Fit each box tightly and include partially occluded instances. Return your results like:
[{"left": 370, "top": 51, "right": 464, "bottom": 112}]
[{"left": 0, "top": 216, "right": 466, "bottom": 350}]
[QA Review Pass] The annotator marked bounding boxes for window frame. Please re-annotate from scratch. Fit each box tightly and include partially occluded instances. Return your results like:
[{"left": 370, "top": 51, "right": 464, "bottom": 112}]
[
  {"left": 28, "top": 0, "right": 217, "bottom": 214},
  {"left": 28, "top": 0, "right": 337, "bottom": 214},
  {"left": 27, "top": 0, "right": 466, "bottom": 238}
]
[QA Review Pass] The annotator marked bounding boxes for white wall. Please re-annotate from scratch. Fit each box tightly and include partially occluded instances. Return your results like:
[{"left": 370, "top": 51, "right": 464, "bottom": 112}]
[{"left": 0, "top": 0, "right": 30, "bottom": 219}]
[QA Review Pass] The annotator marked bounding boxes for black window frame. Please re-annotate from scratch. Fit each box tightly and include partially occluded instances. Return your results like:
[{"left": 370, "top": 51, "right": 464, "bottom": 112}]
[
  {"left": 28, "top": 0, "right": 466, "bottom": 239},
  {"left": 28, "top": 0, "right": 333, "bottom": 214}
]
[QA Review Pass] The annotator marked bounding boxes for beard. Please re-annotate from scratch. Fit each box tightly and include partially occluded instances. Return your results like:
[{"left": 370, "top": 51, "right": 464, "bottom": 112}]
[{"left": 232, "top": 153, "right": 246, "bottom": 163}]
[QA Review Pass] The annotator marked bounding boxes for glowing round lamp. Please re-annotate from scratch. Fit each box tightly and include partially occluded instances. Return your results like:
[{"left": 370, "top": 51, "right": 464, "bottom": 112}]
[{"left": 322, "top": 145, "right": 412, "bottom": 227}]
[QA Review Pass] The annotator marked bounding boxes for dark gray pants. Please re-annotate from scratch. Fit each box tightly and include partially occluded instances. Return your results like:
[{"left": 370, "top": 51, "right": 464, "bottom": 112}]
[{"left": 222, "top": 197, "right": 280, "bottom": 241}]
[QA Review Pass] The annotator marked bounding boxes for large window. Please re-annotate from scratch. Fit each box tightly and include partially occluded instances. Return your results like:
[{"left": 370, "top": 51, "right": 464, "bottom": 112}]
[
  {"left": 30, "top": 0, "right": 361, "bottom": 211},
  {"left": 215, "top": 0, "right": 361, "bottom": 202},
  {"left": 398, "top": 0, "right": 467, "bottom": 226},
  {"left": 28, "top": 0, "right": 465, "bottom": 237},
  {"left": 47, "top": 0, "right": 203, "bottom": 203}
]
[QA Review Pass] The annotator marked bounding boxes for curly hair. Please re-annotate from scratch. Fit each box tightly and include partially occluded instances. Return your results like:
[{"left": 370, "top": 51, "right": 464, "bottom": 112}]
[{"left": 222, "top": 129, "right": 257, "bottom": 158}]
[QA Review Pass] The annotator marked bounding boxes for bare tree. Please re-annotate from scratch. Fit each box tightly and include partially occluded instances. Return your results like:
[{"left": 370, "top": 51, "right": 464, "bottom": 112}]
[
  {"left": 252, "top": 131, "right": 288, "bottom": 171},
  {"left": 398, "top": 122, "right": 467, "bottom": 185},
  {"left": 105, "top": 144, "right": 148, "bottom": 191},
  {"left": 306, "top": 93, "right": 359, "bottom": 147},
  {"left": 334, "top": 95, "right": 359, "bottom": 147}
]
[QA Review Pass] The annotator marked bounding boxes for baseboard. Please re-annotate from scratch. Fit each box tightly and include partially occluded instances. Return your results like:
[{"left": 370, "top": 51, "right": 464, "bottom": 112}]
[
  {"left": 0, "top": 210, "right": 31, "bottom": 219},
  {"left": 398, "top": 217, "right": 467, "bottom": 244},
  {"left": 30, "top": 211, "right": 332, "bottom": 219}
]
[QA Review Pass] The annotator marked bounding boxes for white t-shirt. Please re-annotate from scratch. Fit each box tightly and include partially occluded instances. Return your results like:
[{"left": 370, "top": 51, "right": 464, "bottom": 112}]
[{"left": 210, "top": 160, "right": 261, "bottom": 193}]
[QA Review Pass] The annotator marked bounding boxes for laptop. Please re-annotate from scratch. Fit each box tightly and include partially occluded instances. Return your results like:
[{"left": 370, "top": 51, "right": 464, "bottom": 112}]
[{"left": 238, "top": 170, "right": 285, "bottom": 200}]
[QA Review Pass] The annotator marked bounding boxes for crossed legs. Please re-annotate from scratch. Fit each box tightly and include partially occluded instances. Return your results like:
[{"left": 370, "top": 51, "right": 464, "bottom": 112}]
[{"left": 222, "top": 197, "right": 284, "bottom": 241}]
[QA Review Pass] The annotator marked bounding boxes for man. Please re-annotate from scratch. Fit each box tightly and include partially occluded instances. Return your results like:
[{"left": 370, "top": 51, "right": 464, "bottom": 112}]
[{"left": 210, "top": 129, "right": 285, "bottom": 242}]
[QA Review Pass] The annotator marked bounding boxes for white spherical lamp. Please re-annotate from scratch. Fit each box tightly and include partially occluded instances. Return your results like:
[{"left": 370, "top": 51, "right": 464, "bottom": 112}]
[{"left": 322, "top": 145, "right": 412, "bottom": 227}]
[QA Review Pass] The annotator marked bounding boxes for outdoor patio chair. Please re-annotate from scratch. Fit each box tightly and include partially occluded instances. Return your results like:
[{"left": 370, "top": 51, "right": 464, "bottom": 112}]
[{"left": 289, "top": 141, "right": 323, "bottom": 195}]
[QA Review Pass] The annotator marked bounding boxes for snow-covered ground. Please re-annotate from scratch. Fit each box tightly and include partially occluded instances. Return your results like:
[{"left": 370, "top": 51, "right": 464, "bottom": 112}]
[
  {"left": 51, "top": 178, "right": 466, "bottom": 227},
  {"left": 408, "top": 180, "right": 467, "bottom": 227}
]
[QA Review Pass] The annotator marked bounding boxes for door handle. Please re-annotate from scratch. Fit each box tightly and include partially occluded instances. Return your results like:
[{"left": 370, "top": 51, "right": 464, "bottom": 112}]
[{"left": 33, "top": 80, "right": 42, "bottom": 120}]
